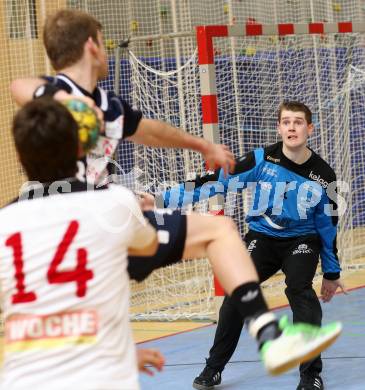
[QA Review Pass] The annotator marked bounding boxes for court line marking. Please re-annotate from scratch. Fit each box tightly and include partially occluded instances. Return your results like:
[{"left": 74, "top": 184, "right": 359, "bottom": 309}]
[{"left": 137, "top": 285, "right": 365, "bottom": 345}]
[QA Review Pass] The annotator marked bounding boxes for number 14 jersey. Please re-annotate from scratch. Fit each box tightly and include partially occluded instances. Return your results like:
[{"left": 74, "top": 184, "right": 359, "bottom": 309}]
[{"left": 0, "top": 181, "right": 152, "bottom": 390}]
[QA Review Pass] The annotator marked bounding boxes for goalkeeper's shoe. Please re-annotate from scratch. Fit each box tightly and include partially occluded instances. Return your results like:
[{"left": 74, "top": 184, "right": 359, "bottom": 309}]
[
  {"left": 193, "top": 365, "right": 221, "bottom": 390},
  {"left": 261, "top": 316, "right": 342, "bottom": 376}
]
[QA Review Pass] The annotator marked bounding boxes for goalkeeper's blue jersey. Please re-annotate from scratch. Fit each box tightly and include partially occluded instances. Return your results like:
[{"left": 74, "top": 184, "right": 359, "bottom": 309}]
[{"left": 162, "top": 142, "right": 341, "bottom": 276}]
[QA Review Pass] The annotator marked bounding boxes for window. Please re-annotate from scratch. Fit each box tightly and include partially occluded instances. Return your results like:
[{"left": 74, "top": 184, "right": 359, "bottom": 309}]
[{"left": 6, "top": 0, "right": 38, "bottom": 39}]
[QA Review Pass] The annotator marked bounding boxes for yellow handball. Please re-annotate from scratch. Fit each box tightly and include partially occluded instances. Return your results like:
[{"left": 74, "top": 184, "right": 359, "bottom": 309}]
[
  {"left": 63, "top": 99, "right": 101, "bottom": 153},
  {"left": 78, "top": 128, "right": 89, "bottom": 143}
]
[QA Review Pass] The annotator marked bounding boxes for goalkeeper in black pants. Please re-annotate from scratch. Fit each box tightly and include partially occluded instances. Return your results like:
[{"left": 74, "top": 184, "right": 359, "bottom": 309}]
[{"left": 162, "top": 101, "right": 347, "bottom": 390}]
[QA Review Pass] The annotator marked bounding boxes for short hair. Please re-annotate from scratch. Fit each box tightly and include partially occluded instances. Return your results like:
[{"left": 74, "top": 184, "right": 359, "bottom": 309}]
[
  {"left": 12, "top": 99, "right": 79, "bottom": 182},
  {"left": 277, "top": 101, "right": 312, "bottom": 124},
  {"left": 43, "top": 9, "right": 102, "bottom": 71}
]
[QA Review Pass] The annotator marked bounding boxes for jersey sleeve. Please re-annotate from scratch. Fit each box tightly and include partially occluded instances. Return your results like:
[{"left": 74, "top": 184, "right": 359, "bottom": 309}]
[
  {"left": 116, "top": 98, "right": 143, "bottom": 139},
  {"left": 314, "top": 181, "right": 341, "bottom": 278},
  {"left": 114, "top": 187, "right": 156, "bottom": 249},
  {"left": 41, "top": 76, "right": 73, "bottom": 93},
  {"left": 159, "top": 150, "right": 258, "bottom": 209}
]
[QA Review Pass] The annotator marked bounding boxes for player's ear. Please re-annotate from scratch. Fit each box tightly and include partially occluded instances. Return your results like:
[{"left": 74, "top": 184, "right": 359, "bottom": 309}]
[
  {"left": 86, "top": 36, "right": 98, "bottom": 55},
  {"left": 307, "top": 123, "right": 314, "bottom": 136}
]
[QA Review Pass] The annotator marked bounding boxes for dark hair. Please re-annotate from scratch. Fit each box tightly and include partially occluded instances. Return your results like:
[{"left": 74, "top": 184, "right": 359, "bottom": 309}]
[
  {"left": 278, "top": 101, "right": 312, "bottom": 124},
  {"left": 12, "top": 99, "right": 79, "bottom": 182},
  {"left": 43, "top": 9, "right": 102, "bottom": 71}
]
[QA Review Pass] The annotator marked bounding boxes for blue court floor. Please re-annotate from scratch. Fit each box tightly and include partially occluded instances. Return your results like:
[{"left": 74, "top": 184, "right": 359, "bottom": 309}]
[{"left": 139, "top": 287, "right": 365, "bottom": 389}]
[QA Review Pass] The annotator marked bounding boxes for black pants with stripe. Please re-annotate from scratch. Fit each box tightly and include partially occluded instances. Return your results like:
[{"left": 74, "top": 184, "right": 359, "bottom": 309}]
[{"left": 206, "top": 230, "right": 323, "bottom": 376}]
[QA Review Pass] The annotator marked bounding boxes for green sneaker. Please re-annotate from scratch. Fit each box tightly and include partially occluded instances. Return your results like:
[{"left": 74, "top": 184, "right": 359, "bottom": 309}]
[{"left": 260, "top": 316, "right": 342, "bottom": 376}]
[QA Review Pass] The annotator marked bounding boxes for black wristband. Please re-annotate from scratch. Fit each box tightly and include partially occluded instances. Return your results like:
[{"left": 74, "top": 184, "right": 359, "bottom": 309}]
[
  {"left": 323, "top": 272, "right": 340, "bottom": 280},
  {"left": 33, "top": 83, "right": 62, "bottom": 99}
]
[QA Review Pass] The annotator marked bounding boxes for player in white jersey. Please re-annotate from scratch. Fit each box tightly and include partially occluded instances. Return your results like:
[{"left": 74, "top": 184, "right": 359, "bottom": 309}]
[
  {"left": 0, "top": 99, "right": 159, "bottom": 390},
  {"left": 9, "top": 10, "right": 344, "bottom": 385}
]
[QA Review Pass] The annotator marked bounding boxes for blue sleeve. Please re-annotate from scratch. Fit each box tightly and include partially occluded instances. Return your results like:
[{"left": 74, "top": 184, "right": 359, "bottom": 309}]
[
  {"left": 161, "top": 150, "right": 260, "bottom": 209},
  {"left": 160, "top": 169, "right": 223, "bottom": 209},
  {"left": 314, "top": 186, "right": 341, "bottom": 277}
]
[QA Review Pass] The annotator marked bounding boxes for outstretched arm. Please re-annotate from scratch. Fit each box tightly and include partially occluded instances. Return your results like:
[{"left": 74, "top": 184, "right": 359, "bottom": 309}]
[
  {"left": 11, "top": 78, "right": 235, "bottom": 175},
  {"left": 128, "top": 118, "right": 235, "bottom": 177},
  {"left": 160, "top": 169, "right": 223, "bottom": 209},
  {"left": 161, "top": 151, "right": 258, "bottom": 209}
]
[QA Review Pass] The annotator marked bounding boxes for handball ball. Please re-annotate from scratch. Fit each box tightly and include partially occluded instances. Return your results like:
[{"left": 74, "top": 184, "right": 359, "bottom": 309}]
[{"left": 63, "top": 99, "right": 100, "bottom": 153}]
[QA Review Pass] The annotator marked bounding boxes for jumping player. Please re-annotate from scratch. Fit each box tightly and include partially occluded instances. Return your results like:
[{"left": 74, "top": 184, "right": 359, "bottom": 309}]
[{"left": 0, "top": 99, "right": 159, "bottom": 389}]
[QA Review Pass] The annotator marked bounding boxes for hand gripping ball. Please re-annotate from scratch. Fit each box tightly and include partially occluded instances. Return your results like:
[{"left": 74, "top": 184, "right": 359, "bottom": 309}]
[{"left": 63, "top": 99, "right": 100, "bottom": 153}]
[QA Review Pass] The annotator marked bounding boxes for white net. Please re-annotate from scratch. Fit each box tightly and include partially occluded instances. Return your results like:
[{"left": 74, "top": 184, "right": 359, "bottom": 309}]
[
  {"left": 0, "top": 1, "right": 365, "bottom": 321},
  {"left": 344, "top": 65, "right": 365, "bottom": 263},
  {"left": 118, "top": 49, "right": 216, "bottom": 320}
]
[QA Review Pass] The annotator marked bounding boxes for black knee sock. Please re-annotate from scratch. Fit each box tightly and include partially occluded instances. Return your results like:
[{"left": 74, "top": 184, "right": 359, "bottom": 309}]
[
  {"left": 230, "top": 282, "right": 268, "bottom": 319},
  {"left": 230, "top": 282, "right": 281, "bottom": 348}
]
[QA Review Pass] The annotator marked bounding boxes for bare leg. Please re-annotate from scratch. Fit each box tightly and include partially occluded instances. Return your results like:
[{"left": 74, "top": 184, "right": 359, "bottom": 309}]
[{"left": 182, "top": 213, "right": 258, "bottom": 295}]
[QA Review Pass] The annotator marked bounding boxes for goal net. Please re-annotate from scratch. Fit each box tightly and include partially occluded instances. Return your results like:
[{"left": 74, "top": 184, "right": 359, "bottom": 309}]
[
  {"left": 117, "top": 25, "right": 365, "bottom": 320},
  {"left": 116, "top": 45, "right": 213, "bottom": 320}
]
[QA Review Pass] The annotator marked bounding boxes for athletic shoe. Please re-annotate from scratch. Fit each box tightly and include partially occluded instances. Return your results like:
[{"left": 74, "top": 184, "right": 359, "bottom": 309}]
[
  {"left": 261, "top": 316, "right": 342, "bottom": 376},
  {"left": 193, "top": 366, "right": 221, "bottom": 390},
  {"left": 296, "top": 373, "right": 324, "bottom": 389}
]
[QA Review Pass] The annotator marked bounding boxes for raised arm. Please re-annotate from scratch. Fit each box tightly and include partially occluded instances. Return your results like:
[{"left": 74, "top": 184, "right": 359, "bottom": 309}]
[
  {"left": 128, "top": 118, "right": 235, "bottom": 176},
  {"left": 11, "top": 77, "right": 235, "bottom": 175},
  {"left": 10, "top": 77, "right": 46, "bottom": 106},
  {"left": 10, "top": 77, "right": 103, "bottom": 121}
]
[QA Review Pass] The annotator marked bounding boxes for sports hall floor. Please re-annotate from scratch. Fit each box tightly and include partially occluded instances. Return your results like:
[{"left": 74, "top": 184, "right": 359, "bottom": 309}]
[{"left": 0, "top": 269, "right": 364, "bottom": 389}]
